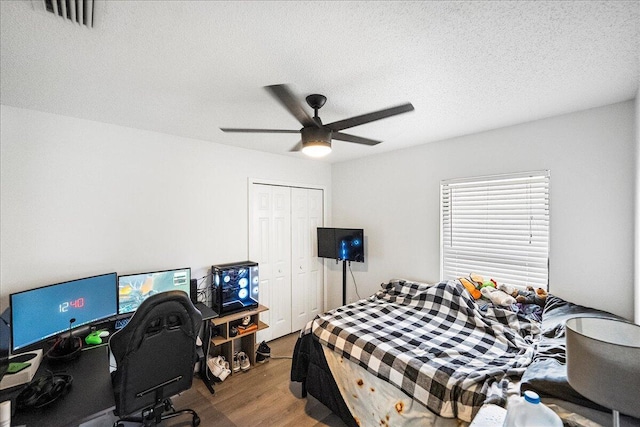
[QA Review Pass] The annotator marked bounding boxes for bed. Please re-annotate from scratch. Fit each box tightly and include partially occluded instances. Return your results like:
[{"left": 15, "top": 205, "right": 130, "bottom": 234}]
[{"left": 291, "top": 279, "right": 640, "bottom": 427}]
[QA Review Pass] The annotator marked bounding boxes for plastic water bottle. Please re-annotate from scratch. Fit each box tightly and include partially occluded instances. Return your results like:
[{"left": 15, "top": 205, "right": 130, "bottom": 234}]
[{"left": 503, "top": 390, "right": 563, "bottom": 427}]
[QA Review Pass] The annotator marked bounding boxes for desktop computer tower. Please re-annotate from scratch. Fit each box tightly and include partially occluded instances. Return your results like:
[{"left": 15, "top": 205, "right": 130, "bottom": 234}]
[{"left": 210, "top": 261, "right": 259, "bottom": 316}]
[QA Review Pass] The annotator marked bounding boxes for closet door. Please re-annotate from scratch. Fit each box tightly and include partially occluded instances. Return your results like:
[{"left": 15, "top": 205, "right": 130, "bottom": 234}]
[
  {"left": 250, "top": 184, "right": 291, "bottom": 342},
  {"left": 291, "top": 188, "right": 324, "bottom": 332},
  {"left": 307, "top": 189, "right": 324, "bottom": 321}
]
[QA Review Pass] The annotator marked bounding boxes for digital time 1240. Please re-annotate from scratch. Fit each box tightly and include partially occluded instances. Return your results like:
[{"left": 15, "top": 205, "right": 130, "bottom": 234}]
[{"left": 59, "top": 297, "right": 85, "bottom": 313}]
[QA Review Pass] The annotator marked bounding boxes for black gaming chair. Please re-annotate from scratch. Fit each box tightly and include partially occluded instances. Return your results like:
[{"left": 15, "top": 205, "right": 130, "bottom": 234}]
[{"left": 109, "top": 290, "right": 202, "bottom": 427}]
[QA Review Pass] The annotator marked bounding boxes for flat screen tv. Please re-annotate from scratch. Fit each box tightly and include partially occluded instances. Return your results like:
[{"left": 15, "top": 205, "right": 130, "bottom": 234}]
[
  {"left": 10, "top": 272, "right": 118, "bottom": 353},
  {"left": 317, "top": 228, "right": 364, "bottom": 262},
  {"left": 117, "top": 267, "right": 191, "bottom": 316}
]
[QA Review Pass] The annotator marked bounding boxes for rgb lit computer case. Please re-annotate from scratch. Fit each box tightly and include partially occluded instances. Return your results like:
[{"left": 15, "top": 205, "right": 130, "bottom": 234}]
[{"left": 211, "top": 261, "right": 259, "bottom": 316}]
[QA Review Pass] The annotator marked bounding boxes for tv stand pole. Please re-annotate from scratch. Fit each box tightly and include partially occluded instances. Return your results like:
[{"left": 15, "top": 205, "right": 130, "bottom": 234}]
[{"left": 342, "top": 260, "right": 347, "bottom": 306}]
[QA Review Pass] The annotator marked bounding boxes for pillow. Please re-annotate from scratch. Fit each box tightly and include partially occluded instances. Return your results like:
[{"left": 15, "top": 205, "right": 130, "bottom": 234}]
[
  {"left": 520, "top": 294, "right": 624, "bottom": 410},
  {"left": 540, "top": 294, "right": 623, "bottom": 338}
]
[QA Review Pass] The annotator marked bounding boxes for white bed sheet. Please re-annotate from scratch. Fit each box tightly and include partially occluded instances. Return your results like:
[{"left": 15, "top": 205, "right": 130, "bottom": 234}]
[
  {"left": 323, "top": 344, "right": 468, "bottom": 427},
  {"left": 322, "top": 343, "right": 633, "bottom": 427}
]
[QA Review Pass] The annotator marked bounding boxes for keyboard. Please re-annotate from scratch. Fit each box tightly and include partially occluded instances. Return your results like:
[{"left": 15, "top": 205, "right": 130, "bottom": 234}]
[{"left": 114, "top": 317, "right": 130, "bottom": 330}]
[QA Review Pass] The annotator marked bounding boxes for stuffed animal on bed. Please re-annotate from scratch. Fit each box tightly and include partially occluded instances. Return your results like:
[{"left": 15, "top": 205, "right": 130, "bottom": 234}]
[
  {"left": 458, "top": 273, "right": 485, "bottom": 299},
  {"left": 459, "top": 277, "right": 482, "bottom": 299},
  {"left": 480, "top": 279, "right": 497, "bottom": 289},
  {"left": 459, "top": 274, "right": 511, "bottom": 305},
  {"left": 480, "top": 286, "right": 516, "bottom": 306},
  {"left": 498, "top": 284, "right": 548, "bottom": 307}
]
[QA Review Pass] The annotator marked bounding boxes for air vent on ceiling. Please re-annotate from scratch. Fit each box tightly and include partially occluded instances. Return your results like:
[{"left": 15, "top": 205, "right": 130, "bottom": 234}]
[{"left": 43, "top": 0, "right": 94, "bottom": 27}]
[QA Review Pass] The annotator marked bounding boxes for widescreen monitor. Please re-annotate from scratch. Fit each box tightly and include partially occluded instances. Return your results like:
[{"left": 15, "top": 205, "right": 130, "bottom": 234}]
[
  {"left": 117, "top": 267, "right": 191, "bottom": 315},
  {"left": 10, "top": 272, "right": 118, "bottom": 353}
]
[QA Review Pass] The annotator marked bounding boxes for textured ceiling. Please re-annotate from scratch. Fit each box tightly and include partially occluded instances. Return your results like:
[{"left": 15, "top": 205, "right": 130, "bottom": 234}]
[{"left": 1, "top": 1, "right": 638, "bottom": 163}]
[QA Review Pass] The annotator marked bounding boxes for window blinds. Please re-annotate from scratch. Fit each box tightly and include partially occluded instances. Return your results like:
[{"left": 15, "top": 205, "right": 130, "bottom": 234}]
[{"left": 441, "top": 171, "right": 550, "bottom": 289}]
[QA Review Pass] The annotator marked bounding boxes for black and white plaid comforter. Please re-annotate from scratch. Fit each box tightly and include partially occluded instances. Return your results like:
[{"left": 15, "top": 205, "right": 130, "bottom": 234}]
[{"left": 302, "top": 279, "right": 540, "bottom": 421}]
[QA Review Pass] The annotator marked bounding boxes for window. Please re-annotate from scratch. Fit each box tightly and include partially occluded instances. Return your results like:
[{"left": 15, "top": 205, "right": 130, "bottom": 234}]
[{"left": 441, "top": 171, "right": 550, "bottom": 289}]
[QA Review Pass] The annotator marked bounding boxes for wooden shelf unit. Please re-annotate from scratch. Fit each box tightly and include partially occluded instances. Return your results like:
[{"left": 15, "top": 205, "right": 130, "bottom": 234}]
[{"left": 209, "top": 304, "right": 268, "bottom": 372}]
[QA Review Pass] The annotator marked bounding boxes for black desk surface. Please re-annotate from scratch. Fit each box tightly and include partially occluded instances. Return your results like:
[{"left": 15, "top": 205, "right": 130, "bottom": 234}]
[
  {"left": 195, "top": 302, "right": 218, "bottom": 321},
  {"left": 0, "top": 302, "right": 217, "bottom": 427},
  {"left": 0, "top": 345, "right": 114, "bottom": 427}
]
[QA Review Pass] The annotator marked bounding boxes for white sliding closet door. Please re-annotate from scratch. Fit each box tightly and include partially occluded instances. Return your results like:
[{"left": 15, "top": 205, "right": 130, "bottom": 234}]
[
  {"left": 250, "top": 183, "right": 324, "bottom": 342},
  {"left": 250, "top": 184, "right": 291, "bottom": 342},
  {"left": 291, "top": 188, "right": 324, "bottom": 331}
]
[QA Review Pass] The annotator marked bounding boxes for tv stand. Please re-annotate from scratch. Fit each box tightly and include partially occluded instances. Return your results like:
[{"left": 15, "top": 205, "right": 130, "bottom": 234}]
[{"left": 342, "top": 260, "right": 348, "bottom": 306}]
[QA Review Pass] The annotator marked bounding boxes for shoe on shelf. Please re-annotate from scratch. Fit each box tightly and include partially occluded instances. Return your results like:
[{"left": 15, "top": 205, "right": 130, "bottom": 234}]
[
  {"left": 238, "top": 351, "right": 250, "bottom": 371},
  {"left": 207, "top": 356, "right": 231, "bottom": 381},
  {"left": 256, "top": 341, "right": 271, "bottom": 363},
  {"left": 232, "top": 352, "right": 241, "bottom": 373}
]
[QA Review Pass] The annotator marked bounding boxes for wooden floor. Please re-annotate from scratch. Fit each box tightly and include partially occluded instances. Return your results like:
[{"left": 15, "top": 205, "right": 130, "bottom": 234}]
[{"left": 167, "top": 332, "right": 349, "bottom": 427}]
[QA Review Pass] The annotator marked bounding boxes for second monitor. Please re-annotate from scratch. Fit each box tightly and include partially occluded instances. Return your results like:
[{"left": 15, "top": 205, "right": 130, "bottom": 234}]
[{"left": 117, "top": 267, "right": 191, "bottom": 316}]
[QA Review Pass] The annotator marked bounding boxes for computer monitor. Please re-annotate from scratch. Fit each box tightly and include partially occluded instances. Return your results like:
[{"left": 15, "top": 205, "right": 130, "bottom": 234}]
[
  {"left": 10, "top": 272, "right": 118, "bottom": 353},
  {"left": 117, "top": 267, "right": 191, "bottom": 316}
]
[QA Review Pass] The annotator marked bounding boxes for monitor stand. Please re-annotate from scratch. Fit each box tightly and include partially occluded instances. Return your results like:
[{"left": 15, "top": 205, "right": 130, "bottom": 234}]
[{"left": 0, "top": 349, "right": 43, "bottom": 390}]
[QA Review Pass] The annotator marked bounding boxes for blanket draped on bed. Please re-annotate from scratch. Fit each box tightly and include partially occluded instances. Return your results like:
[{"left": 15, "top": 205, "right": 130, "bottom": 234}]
[{"left": 302, "top": 279, "right": 540, "bottom": 421}]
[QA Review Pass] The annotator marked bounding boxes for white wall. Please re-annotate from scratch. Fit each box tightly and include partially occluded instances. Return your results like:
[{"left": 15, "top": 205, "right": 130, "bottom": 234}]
[
  {"left": 0, "top": 105, "right": 331, "bottom": 310},
  {"left": 331, "top": 101, "right": 636, "bottom": 320},
  {"left": 3, "top": 101, "right": 635, "bottom": 319},
  {"left": 634, "top": 87, "right": 640, "bottom": 325}
]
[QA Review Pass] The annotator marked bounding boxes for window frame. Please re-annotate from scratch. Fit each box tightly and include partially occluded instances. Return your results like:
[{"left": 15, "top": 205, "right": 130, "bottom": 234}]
[{"left": 440, "top": 170, "right": 550, "bottom": 290}]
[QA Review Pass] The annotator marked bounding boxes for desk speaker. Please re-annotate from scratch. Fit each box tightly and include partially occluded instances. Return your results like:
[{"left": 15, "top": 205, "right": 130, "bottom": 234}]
[{"left": 190, "top": 279, "right": 198, "bottom": 304}]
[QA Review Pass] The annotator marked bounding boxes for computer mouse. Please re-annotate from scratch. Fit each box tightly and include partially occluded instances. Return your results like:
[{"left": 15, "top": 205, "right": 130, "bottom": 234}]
[{"left": 85, "top": 330, "right": 105, "bottom": 345}]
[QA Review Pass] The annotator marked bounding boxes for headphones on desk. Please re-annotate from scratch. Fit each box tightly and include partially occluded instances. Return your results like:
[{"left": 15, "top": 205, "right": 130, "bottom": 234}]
[
  {"left": 45, "top": 317, "right": 83, "bottom": 363},
  {"left": 16, "top": 371, "right": 73, "bottom": 410},
  {"left": 45, "top": 335, "right": 83, "bottom": 363}
]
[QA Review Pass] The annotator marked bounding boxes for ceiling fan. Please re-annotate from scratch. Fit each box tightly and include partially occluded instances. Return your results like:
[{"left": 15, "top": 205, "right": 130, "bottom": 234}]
[{"left": 220, "top": 84, "right": 414, "bottom": 157}]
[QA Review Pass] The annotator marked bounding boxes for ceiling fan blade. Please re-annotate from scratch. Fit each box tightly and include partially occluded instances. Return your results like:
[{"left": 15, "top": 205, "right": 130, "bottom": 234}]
[
  {"left": 265, "top": 84, "right": 318, "bottom": 128},
  {"left": 333, "top": 132, "right": 381, "bottom": 146},
  {"left": 326, "top": 103, "right": 414, "bottom": 131},
  {"left": 289, "top": 141, "right": 303, "bottom": 152},
  {"left": 220, "top": 128, "right": 299, "bottom": 134}
]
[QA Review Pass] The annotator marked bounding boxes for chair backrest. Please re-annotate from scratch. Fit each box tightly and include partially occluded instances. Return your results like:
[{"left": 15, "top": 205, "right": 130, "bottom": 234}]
[{"left": 109, "top": 290, "right": 202, "bottom": 416}]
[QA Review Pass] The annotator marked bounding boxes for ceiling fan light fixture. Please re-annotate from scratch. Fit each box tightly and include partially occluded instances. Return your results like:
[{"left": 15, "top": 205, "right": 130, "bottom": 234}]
[
  {"left": 302, "top": 140, "right": 332, "bottom": 157},
  {"left": 301, "top": 126, "right": 332, "bottom": 157}
]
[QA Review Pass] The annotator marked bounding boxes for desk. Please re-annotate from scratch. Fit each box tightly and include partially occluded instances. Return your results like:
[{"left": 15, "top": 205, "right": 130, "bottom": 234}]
[
  {"left": 196, "top": 302, "right": 218, "bottom": 323},
  {"left": 0, "top": 302, "right": 217, "bottom": 427},
  {"left": 0, "top": 345, "right": 114, "bottom": 427},
  {"left": 194, "top": 303, "right": 219, "bottom": 395}
]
